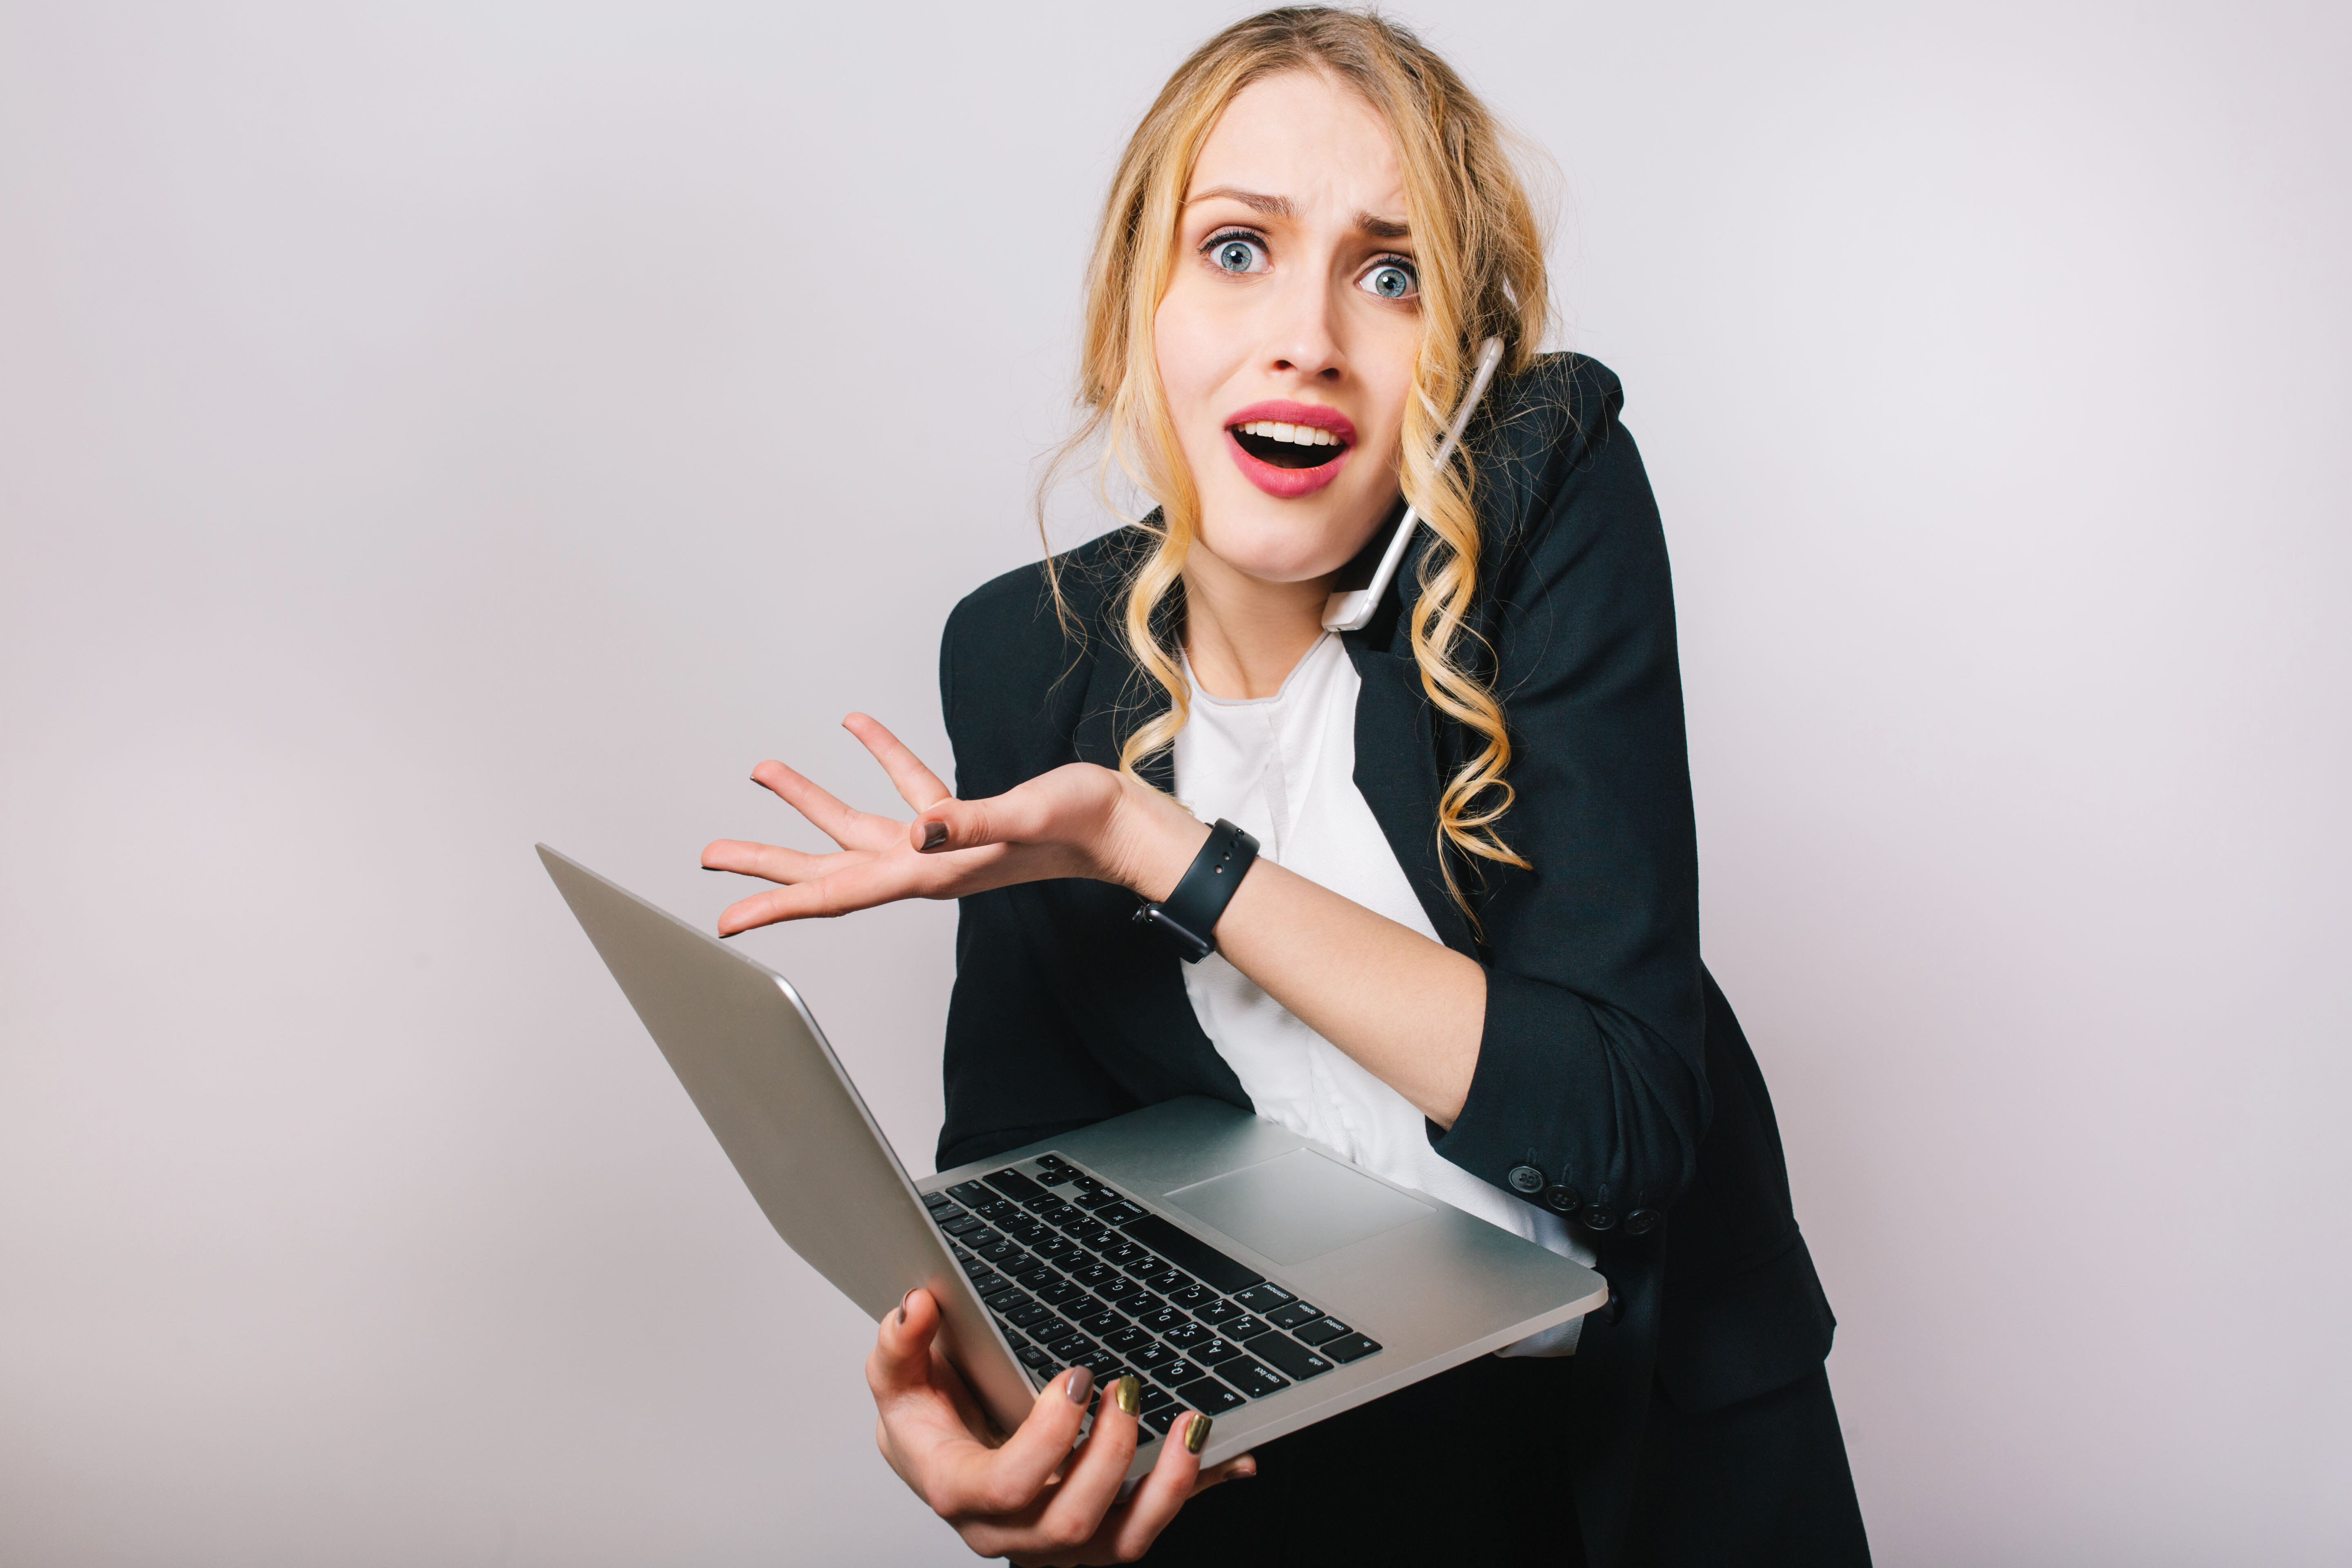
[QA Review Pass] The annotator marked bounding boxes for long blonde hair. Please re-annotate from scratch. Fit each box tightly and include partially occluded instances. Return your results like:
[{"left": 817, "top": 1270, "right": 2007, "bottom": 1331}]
[{"left": 1049, "top": 7, "right": 1550, "bottom": 912}]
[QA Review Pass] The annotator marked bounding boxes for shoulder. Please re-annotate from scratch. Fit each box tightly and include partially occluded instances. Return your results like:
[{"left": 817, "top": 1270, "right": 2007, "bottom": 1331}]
[
  {"left": 938, "top": 525, "right": 1149, "bottom": 789},
  {"left": 1475, "top": 351, "right": 1635, "bottom": 538}
]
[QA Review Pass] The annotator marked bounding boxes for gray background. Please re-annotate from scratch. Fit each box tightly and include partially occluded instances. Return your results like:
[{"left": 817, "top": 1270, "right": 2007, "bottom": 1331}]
[{"left": 3, "top": 2, "right": 2346, "bottom": 1563}]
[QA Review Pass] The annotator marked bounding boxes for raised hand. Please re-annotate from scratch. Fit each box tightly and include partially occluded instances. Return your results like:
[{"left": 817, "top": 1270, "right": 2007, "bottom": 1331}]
[
  {"left": 702, "top": 714, "right": 1205, "bottom": 936},
  {"left": 872, "top": 1287, "right": 1253, "bottom": 1564}
]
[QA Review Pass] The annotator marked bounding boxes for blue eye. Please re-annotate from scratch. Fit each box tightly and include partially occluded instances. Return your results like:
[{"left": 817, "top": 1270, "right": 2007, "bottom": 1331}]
[
  {"left": 1207, "top": 233, "right": 1270, "bottom": 274},
  {"left": 1360, "top": 261, "right": 1417, "bottom": 300}
]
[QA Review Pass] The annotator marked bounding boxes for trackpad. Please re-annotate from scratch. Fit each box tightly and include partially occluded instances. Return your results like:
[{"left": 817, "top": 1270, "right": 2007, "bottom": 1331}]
[{"left": 1165, "top": 1149, "right": 1434, "bottom": 1265}]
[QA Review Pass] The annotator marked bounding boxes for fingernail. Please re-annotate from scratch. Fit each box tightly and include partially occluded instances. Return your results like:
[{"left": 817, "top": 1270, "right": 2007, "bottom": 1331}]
[
  {"left": 919, "top": 821, "right": 948, "bottom": 851},
  {"left": 897, "top": 1288, "right": 915, "bottom": 1326},
  {"left": 1113, "top": 1375, "right": 1140, "bottom": 1417},
  {"left": 702, "top": 866, "right": 726, "bottom": 873},
  {"left": 1063, "top": 1366, "right": 1094, "bottom": 1407},
  {"left": 1183, "top": 1412, "right": 1212, "bottom": 1454}
]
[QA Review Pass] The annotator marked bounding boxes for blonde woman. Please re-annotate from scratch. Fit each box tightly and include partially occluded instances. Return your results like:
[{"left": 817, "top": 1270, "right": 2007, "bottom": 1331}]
[{"left": 703, "top": 9, "right": 1867, "bottom": 1564}]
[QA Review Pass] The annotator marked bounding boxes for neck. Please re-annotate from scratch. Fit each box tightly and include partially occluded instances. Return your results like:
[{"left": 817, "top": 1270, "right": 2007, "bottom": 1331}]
[{"left": 1180, "top": 545, "right": 1330, "bottom": 700}]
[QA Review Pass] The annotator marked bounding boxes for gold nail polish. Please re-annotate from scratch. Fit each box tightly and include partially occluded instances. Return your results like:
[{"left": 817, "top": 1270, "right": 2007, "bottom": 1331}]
[
  {"left": 1183, "top": 1412, "right": 1212, "bottom": 1455},
  {"left": 1113, "top": 1375, "right": 1141, "bottom": 1417}
]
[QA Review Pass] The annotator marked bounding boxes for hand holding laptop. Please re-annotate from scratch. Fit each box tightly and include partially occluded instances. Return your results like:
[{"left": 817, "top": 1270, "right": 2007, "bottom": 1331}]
[{"left": 871, "top": 1287, "right": 1255, "bottom": 1563}]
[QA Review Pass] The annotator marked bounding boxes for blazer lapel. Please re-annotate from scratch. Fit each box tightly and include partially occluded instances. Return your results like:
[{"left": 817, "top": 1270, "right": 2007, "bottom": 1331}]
[{"left": 1342, "top": 635, "right": 1480, "bottom": 958}]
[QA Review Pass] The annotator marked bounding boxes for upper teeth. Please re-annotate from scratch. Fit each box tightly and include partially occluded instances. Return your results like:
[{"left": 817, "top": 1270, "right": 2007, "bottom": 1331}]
[{"left": 1237, "top": 420, "right": 1341, "bottom": 447}]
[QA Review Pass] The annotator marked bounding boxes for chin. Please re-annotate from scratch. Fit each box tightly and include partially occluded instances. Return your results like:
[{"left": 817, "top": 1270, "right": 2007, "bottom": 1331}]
[{"left": 1194, "top": 485, "right": 1388, "bottom": 586}]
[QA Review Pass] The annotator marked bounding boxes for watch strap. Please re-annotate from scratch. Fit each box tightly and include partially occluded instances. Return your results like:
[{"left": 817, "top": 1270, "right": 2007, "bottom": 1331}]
[{"left": 1131, "top": 819, "right": 1261, "bottom": 963}]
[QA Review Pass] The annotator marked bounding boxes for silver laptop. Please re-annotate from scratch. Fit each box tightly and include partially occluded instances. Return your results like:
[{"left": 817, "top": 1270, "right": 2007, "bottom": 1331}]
[{"left": 539, "top": 844, "right": 1606, "bottom": 1476}]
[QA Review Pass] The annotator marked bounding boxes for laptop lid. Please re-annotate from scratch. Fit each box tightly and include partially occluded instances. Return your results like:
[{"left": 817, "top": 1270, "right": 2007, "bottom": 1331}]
[{"left": 536, "top": 844, "right": 1036, "bottom": 1432}]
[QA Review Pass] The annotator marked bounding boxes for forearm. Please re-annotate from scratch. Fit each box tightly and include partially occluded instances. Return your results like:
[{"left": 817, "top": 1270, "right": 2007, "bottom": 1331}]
[{"left": 1118, "top": 806, "right": 1482, "bottom": 1128}]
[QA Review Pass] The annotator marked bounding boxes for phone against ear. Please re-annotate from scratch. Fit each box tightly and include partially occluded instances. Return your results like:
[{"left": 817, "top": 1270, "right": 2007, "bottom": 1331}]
[{"left": 1321, "top": 336, "right": 1507, "bottom": 633}]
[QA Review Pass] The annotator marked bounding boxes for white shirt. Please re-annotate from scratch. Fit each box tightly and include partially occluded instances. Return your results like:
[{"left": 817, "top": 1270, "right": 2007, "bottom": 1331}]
[{"left": 1171, "top": 632, "right": 1591, "bottom": 1356}]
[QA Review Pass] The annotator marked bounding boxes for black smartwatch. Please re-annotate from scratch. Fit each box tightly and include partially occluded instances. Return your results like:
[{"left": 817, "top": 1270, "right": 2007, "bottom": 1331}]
[{"left": 1131, "top": 819, "right": 1261, "bottom": 963}]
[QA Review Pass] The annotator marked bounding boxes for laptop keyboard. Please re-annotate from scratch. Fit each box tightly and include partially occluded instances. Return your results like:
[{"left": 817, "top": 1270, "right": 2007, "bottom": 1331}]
[{"left": 920, "top": 1154, "right": 1383, "bottom": 1442}]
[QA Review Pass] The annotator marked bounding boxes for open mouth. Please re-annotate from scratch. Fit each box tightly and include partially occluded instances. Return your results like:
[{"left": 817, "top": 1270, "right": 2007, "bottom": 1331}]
[{"left": 1230, "top": 419, "right": 1348, "bottom": 470}]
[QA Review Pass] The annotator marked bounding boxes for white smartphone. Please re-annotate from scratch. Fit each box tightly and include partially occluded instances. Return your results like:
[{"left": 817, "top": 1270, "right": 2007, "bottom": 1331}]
[{"left": 1321, "top": 336, "right": 1507, "bottom": 633}]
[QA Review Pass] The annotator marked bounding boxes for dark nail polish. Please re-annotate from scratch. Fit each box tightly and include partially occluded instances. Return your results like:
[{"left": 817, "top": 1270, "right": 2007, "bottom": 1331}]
[
  {"left": 1184, "top": 1412, "right": 1212, "bottom": 1455},
  {"left": 702, "top": 866, "right": 726, "bottom": 873},
  {"left": 1064, "top": 1366, "right": 1094, "bottom": 1407},
  {"left": 919, "top": 821, "right": 947, "bottom": 851}
]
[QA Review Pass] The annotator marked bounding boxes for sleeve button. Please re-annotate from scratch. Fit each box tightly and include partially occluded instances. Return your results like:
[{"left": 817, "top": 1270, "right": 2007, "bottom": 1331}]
[
  {"left": 1506, "top": 1164, "right": 1546, "bottom": 1195},
  {"left": 1542, "top": 1184, "right": 1583, "bottom": 1215},
  {"left": 1625, "top": 1209, "right": 1661, "bottom": 1236},
  {"left": 1582, "top": 1205, "right": 1619, "bottom": 1232}
]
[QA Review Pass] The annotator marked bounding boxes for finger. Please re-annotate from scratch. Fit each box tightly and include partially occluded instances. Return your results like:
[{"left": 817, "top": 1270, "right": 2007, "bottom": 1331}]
[
  {"left": 927, "top": 1362, "right": 1098, "bottom": 1520},
  {"left": 909, "top": 787, "right": 1069, "bottom": 857},
  {"left": 842, "top": 713, "right": 954, "bottom": 815},
  {"left": 714, "top": 842, "right": 1021, "bottom": 934},
  {"left": 1092, "top": 1409, "right": 1224, "bottom": 1559},
  {"left": 1026, "top": 1374, "right": 1143, "bottom": 1547},
  {"left": 748, "top": 760, "right": 903, "bottom": 852},
  {"left": 700, "top": 837, "right": 849, "bottom": 885},
  {"left": 1192, "top": 1452, "right": 1258, "bottom": 1496}
]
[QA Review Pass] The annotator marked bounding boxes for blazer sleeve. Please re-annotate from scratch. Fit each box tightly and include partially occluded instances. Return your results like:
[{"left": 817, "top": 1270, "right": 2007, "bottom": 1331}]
[{"left": 1427, "top": 367, "right": 1712, "bottom": 1222}]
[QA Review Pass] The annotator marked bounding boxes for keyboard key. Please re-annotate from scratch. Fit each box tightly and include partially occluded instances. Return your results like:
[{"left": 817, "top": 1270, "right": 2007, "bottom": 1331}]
[
  {"left": 978, "top": 1240, "right": 1025, "bottom": 1267},
  {"left": 1145, "top": 1269, "right": 1193, "bottom": 1295},
  {"left": 1071, "top": 1263, "right": 1120, "bottom": 1290},
  {"left": 1222, "top": 1315, "right": 1269, "bottom": 1340},
  {"left": 1169, "top": 1284, "right": 1215, "bottom": 1310},
  {"left": 1131, "top": 1342, "right": 1176, "bottom": 1371},
  {"left": 1042, "top": 1331, "right": 1095, "bottom": 1361},
  {"left": 1121, "top": 1254, "right": 1169, "bottom": 1280},
  {"left": 1033, "top": 1236, "right": 1082, "bottom": 1264},
  {"left": 1001, "top": 1218, "right": 1055, "bottom": 1247},
  {"left": 1322, "top": 1333, "right": 1382, "bottom": 1363},
  {"left": 1194, "top": 1299, "right": 1242, "bottom": 1325},
  {"left": 1096, "top": 1200, "right": 1146, "bottom": 1225},
  {"left": 973, "top": 1198, "right": 1020, "bottom": 1223},
  {"left": 1218, "top": 1359, "right": 1288, "bottom": 1400},
  {"left": 974, "top": 1272, "right": 1018, "bottom": 1298},
  {"left": 1016, "top": 1344, "right": 1053, "bottom": 1370},
  {"left": 1069, "top": 1175, "right": 1103, "bottom": 1192},
  {"left": 1035, "top": 1154, "right": 1067, "bottom": 1169},
  {"left": 1105, "top": 1325, "right": 1154, "bottom": 1353},
  {"left": 1137, "top": 1382, "right": 1176, "bottom": 1411},
  {"left": 921, "top": 1190, "right": 957, "bottom": 1211},
  {"left": 1172, "top": 1376, "right": 1246, "bottom": 1415},
  {"left": 1036, "top": 1280, "right": 1088, "bottom": 1308},
  {"left": 1036, "top": 1167, "right": 1078, "bottom": 1186},
  {"left": 958, "top": 1256, "right": 993, "bottom": 1280},
  {"left": 1119, "top": 1214, "right": 1267, "bottom": 1294},
  {"left": 1292, "top": 1318, "right": 1349, "bottom": 1345},
  {"left": 1194, "top": 1337, "right": 1244, "bottom": 1365},
  {"left": 1241, "top": 1332, "right": 1332, "bottom": 1382},
  {"left": 1101, "top": 1243, "right": 1149, "bottom": 1268},
  {"left": 1007, "top": 1303, "right": 1056, "bottom": 1330},
  {"left": 1013, "top": 1264, "right": 1059, "bottom": 1290},
  {"left": 1072, "top": 1188, "right": 1123, "bottom": 1211},
  {"left": 1162, "top": 1321, "right": 1211, "bottom": 1350},
  {"left": 1071, "top": 1227, "right": 1120, "bottom": 1252},
  {"left": 1138, "top": 1410, "right": 1172, "bottom": 1439},
  {"left": 1265, "top": 1301, "right": 1323, "bottom": 1331},
  {"left": 1029, "top": 1197, "right": 1078, "bottom": 1225},
  {"left": 947, "top": 1180, "right": 994, "bottom": 1207},
  {"left": 1136, "top": 1307, "right": 1189, "bottom": 1335},
  {"left": 988, "top": 1291, "right": 1034, "bottom": 1313},
  {"left": 940, "top": 1213, "right": 990, "bottom": 1236},
  {"left": 1098, "top": 1277, "right": 1152, "bottom": 1305},
  {"left": 1153, "top": 1358, "right": 1204, "bottom": 1387},
  {"left": 984, "top": 1168, "right": 1048, "bottom": 1203},
  {"left": 1233, "top": 1283, "right": 1297, "bottom": 1315},
  {"left": 1078, "top": 1309, "right": 1127, "bottom": 1336}
]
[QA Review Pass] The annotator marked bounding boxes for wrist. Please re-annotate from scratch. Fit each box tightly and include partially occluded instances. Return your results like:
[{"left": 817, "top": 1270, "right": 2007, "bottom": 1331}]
[{"left": 1102, "top": 780, "right": 1212, "bottom": 901}]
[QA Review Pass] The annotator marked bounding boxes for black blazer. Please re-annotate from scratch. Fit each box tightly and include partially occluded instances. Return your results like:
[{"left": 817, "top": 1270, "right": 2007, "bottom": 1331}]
[{"left": 934, "top": 354, "right": 1836, "bottom": 1555}]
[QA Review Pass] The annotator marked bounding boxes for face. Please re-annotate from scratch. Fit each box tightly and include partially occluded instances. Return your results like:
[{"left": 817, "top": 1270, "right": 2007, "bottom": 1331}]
[{"left": 1154, "top": 70, "right": 1422, "bottom": 586}]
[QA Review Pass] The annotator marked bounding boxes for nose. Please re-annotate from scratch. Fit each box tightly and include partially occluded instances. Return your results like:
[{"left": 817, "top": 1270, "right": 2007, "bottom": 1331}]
[{"left": 1263, "top": 270, "right": 1345, "bottom": 383}]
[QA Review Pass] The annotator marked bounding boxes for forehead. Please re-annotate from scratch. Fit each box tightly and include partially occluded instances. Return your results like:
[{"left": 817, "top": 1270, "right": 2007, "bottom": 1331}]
[{"left": 1187, "top": 70, "right": 1406, "bottom": 219}]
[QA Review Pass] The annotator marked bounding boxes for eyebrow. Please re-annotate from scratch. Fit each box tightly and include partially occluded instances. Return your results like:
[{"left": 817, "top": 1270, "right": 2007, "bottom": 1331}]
[{"left": 1187, "top": 185, "right": 1411, "bottom": 241}]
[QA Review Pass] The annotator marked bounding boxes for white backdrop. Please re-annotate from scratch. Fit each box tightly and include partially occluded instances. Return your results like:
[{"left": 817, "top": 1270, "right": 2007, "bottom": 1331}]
[{"left": 3, "top": 3, "right": 2347, "bottom": 1564}]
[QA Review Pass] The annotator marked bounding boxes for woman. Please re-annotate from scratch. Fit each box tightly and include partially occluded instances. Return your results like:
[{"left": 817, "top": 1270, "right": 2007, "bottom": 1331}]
[{"left": 702, "top": 9, "right": 1868, "bottom": 1565}]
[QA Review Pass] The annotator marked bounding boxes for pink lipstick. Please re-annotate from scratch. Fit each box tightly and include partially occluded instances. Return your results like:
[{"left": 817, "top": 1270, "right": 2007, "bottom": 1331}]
[{"left": 1223, "top": 399, "right": 1356, "bottom": 499}]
